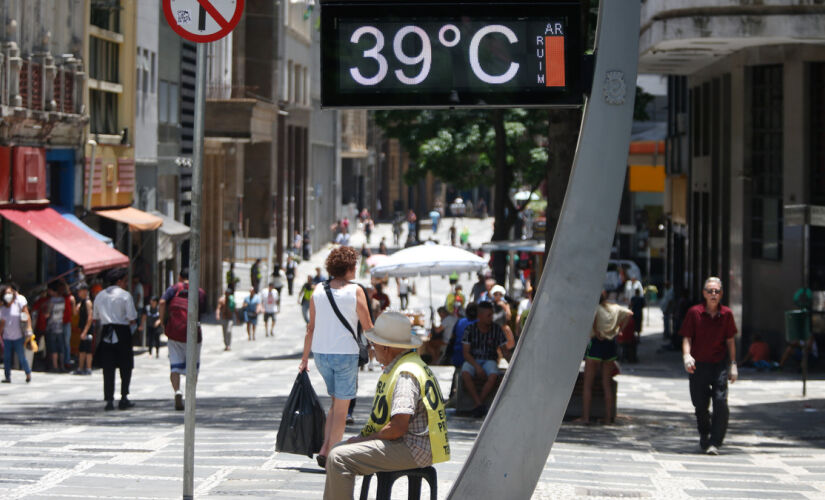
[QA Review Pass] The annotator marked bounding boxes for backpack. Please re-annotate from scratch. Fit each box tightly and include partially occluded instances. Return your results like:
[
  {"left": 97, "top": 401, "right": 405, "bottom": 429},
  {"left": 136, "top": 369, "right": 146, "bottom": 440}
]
[{"left": 165, "top": 284, "right": 202, "bottom": 343}]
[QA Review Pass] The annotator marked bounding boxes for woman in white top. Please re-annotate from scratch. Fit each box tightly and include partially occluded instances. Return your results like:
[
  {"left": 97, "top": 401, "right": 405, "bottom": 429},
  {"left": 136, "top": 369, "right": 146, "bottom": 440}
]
[
  {"left": 1, "top": 284, "right": 33, "bottom": 383},
  {"left": 299, "top": 246, "right": 373, "bottom": 468}
]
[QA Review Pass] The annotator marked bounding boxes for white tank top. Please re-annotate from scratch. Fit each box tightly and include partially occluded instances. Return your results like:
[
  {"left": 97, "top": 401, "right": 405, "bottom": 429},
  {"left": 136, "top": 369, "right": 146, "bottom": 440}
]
[{"left": 311, "top": 282, "right": 360, "bottom": 355}]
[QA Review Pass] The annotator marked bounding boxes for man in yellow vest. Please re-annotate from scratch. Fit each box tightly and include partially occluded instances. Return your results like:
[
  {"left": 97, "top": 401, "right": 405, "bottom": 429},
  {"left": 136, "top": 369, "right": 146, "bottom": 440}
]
[{"left": 324, "top": 311, "right": 450, "bottom": 499}]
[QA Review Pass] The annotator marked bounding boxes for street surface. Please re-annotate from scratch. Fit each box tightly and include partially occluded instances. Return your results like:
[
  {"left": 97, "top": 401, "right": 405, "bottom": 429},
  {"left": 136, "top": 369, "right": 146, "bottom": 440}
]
[{"left": 1, "top": 219, "right": 823, "bottom": 499}]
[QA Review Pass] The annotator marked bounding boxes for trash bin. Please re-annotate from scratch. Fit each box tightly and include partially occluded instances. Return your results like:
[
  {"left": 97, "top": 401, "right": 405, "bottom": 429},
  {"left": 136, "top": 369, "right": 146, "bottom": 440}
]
[{"left": 785, "top": 309, "right": 810, "bottom": 342}]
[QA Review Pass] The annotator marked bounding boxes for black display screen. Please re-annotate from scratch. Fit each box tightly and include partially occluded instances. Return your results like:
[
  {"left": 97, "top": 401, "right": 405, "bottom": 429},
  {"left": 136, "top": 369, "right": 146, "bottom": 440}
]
[{"left": 321, "top": 1, "right": 583, "bottom": 108}]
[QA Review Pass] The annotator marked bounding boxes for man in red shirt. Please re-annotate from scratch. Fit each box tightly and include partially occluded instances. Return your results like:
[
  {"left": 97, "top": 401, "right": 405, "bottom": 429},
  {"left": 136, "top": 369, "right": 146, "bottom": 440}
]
[{"left": 680, "top": 277, "right": 738, "bottom": 455}]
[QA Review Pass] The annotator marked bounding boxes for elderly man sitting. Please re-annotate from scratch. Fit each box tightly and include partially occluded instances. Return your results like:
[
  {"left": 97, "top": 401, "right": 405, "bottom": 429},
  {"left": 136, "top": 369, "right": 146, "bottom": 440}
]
[{"left": 324, "top": 311, "right": 450, "bottom": 500}]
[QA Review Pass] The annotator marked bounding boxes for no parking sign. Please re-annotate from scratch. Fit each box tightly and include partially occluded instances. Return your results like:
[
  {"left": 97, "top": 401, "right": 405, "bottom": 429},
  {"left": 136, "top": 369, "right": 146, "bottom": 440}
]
[{"left": 163, "top": 0, "right": 244, "bottom": 43}]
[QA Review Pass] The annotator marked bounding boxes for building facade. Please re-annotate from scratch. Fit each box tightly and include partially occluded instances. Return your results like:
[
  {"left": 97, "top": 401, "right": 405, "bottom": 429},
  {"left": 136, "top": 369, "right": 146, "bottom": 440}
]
[
  {"left": 640, "top": 1, "right": 825, "bottom": 351},
  {"left": 0, "top": 0, "right": 92, "bottom": 286}
]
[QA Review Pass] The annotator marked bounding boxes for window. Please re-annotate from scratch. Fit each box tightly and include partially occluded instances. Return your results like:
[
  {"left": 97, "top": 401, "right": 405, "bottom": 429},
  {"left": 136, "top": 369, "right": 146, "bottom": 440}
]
[
  {"left": 158, "top": 80, "right": 179, "bottom": 125},
  {"left": 159, "top": 80, "right": 168, "bottom": 123},
  {"left": 142, "top": 49, "right": 149, "bottom": 93},
  {"left": 90, "top": 0, "right": 121, "bottom": 33},
  {"left": 169, "top": 83, "right": 179, "bottom": 124},
  {"left": 303, "top": 66, "right": 310, "bottom": 105},
  {"left": 287, "top": 60, "right": 294, "bottom": 102},
  {"left": 89, "top": 37, "right": 119, "bottom": 83},
  {"left": 294, "top": 64, "right": 302, "bottom": 104},
  {"left": 150, "top": 52, "right": 156, "bottom": 93},
  {"left": 749, "top": 64, "right": 783, "bottom": 260},
  {"left": 90, "top": 89, "right": 118, "bottom": 134}
]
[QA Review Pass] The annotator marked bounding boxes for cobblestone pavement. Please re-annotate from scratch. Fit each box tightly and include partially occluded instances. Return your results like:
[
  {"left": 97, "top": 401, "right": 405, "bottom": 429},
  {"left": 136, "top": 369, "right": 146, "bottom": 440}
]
[{"left": 1, "top": 219, "right": 824, "bottom": 499}]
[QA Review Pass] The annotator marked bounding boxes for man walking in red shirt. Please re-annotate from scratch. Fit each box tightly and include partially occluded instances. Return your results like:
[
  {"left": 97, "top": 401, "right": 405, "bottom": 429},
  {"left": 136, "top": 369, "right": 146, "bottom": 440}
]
[{"left": 680, "top": 277, "right": 738, "bottom": 455}]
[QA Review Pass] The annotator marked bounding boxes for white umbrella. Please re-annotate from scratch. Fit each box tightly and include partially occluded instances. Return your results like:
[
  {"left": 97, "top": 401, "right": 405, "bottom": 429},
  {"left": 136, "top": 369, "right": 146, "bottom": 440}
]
[
  {"left": 514, "top": 190, "right": 540, "bottom": 201},
  {"left": 371, "top": 242, "right": 487, "bottom": 320},
  {"left": 370, "top": 242, "right": 486, "bottom": 278}
]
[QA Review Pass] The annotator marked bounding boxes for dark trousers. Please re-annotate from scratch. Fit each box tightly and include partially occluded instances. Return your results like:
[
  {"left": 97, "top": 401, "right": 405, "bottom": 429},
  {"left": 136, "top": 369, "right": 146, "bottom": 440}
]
[
  {"left": 399, "top": 293, "right": 409, "bottom": 310},
  {"left": 287, "top": 277, "right": 294, "bottom": 295},
  {"left": 689, "top": 361, "right": 729, "bottom": 448},
  {"left": 146, "top": 328, "right": 161, "bottom": 354},
  {"left": 97, "top": 325, "right": 134, "bottom": 402}
]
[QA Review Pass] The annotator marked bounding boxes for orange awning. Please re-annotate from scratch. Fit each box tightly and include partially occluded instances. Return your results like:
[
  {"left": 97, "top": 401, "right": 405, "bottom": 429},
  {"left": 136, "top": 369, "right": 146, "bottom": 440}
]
[
  {"left": 95, "top": 207, "right": 163, "bottom": 231},
  {"left": 0, "top": 207, "right": 128, "bottom": 273}
]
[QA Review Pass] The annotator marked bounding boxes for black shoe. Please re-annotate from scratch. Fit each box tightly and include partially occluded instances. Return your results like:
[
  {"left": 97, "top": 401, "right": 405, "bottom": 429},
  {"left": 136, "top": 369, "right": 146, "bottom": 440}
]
[
  {"left": 1, "top": 379, "right": 10, "bottom": 383},
  {"left": 105, "top": 401, "right": 115, "bottom": 411},
  {"left": 316, "top": 455, "right": 327, "bottom": 469},
  {"left": 118, "top": 398, "right": 135, "bottom": 410},
  {"left": 472, "top": 405, "right": 485, "bottom": 418},
  {"left": 346, "top": 414, "right": 355, "bottom": 425}
]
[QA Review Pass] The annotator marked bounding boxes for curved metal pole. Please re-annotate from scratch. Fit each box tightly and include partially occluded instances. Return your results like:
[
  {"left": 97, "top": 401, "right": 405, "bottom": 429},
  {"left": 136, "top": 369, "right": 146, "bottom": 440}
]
[{"left": 447, "top": 2, "right": 640, "bottom": 498}]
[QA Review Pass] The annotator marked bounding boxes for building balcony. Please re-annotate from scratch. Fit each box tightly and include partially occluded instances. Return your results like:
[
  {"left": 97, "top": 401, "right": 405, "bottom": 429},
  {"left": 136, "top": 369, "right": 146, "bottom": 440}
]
[
  {"left": 639, "top": 1, "right": 825, "bottom": 74},
  {"left": 341, "top": 109, "right": 368, "bottom": 159},
  {"left": 0, "top": 42, "right": 87, "bottom": 146},
  {"left": 204, "top": 99, "right": 277, "bottom": 143}
]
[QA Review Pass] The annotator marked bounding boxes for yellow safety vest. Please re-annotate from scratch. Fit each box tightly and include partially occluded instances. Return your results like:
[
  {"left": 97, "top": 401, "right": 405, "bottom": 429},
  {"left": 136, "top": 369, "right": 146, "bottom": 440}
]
[{"left": 361, "top": 351, "right": 450, "bottom": 464}]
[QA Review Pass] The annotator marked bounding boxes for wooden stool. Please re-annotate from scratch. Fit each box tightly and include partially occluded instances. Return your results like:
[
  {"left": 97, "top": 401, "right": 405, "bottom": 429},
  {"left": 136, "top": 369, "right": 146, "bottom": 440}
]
[{"left": 359, "top": 466, "right": 437, "bottom": 500}]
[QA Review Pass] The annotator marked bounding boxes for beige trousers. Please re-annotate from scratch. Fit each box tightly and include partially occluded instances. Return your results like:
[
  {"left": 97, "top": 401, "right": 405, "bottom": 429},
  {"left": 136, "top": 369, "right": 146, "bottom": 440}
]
[{"left": 324, "top": 439, "right": 419, "bottom": 500}]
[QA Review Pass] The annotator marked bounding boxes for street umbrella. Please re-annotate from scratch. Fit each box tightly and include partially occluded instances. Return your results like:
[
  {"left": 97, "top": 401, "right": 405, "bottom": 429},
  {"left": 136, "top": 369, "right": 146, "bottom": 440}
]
[
  {"left": 514, "top": 190, "right": 540, "bottom": 201},
  {"left": 370, "top": 243, "right": 487, "bottom": 319},
  {"left": 366, "top": 253, "right": 391, "bottom": 268},
  {"left": 370, "top": 242, "right": 486, "bottom": 278}
]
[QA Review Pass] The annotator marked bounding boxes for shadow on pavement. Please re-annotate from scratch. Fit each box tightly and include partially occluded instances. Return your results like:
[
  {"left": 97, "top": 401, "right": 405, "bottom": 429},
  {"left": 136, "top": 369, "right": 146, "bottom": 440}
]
[
  {"left": 243, "top": 351, "right": 304, "bottom": 362},
  {"left": 556, "top": 398, "right": 825, "bottom": 453},
  {"left": 0, "top": 396, "right": 291, "bottom": 430}
]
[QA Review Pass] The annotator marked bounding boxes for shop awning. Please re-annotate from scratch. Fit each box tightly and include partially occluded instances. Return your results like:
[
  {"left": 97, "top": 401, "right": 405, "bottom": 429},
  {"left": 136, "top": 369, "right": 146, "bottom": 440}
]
[
  {"left": 150, "top": 211, "right": 191, "bottom": 262},
  {"left": 0, "top": 207, "right": 129, "bottom": 273},
  {"left": 54, "top": 207, "right": 114, "bottom": 247},
  {"left": 151, "top": 211, "right": 190, "bottom": 239},
  {"left": 95, "top": 207, "right": 163, "bottom": 231}
]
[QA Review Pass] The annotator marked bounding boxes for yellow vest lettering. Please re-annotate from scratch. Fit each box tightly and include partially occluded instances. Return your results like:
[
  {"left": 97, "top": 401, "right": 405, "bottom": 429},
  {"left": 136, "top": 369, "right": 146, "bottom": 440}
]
[{"left": 360, "top": 352, "right": 450, "bottom": 463}]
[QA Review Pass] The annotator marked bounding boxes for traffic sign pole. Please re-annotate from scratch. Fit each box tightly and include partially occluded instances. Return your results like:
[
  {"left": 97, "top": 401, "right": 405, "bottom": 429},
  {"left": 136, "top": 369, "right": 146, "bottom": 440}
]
[
  {"left": 182, "top": 41, "right": 207, "bottom": 500},
  {"left": 163, "top": 3, "right": 243, "bottom": 498}
]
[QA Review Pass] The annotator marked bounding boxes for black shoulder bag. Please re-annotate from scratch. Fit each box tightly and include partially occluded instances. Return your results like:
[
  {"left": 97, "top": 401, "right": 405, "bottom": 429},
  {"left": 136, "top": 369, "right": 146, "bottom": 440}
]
[{"left": 323, "top": 280, "right": 371, "bottom": 366}]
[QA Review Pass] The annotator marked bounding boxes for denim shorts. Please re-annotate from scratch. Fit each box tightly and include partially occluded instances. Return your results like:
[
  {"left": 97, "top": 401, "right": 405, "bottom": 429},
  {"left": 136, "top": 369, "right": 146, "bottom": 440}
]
[
  {"left": 314, "top": 353, "right": 359, "bottom": 400},
  {"left": 461, "top": 359, "right": 500, "bottom": 377}
]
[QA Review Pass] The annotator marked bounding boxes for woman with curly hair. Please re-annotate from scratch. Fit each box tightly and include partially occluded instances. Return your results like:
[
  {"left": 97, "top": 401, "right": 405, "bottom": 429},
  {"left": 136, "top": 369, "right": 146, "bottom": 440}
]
[{"left": 299, "top": 246, "right": 373, "bottom": 468}]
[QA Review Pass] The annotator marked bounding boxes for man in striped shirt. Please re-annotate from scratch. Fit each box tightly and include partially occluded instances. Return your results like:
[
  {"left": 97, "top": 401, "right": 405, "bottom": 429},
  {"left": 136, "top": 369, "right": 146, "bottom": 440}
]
[{"left": 461, "top": 301, "right": 515, "bottom": 417}]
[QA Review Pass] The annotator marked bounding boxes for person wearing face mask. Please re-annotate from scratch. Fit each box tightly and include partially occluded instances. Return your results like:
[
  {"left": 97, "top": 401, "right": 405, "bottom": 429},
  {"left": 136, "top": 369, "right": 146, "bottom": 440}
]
[{"left": 1, "top": 285, "right": 33, "bottom": 383}]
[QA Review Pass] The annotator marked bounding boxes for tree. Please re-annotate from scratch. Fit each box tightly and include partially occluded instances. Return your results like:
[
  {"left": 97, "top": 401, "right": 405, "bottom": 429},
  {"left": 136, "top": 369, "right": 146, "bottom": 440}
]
[{"left": 374, "top": 107, "right": 550, "bottom": 269}]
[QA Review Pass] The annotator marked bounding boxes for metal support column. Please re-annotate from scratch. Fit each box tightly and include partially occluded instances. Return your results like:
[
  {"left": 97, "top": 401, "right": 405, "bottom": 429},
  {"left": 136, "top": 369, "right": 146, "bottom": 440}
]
[
  {"left": 447, "top": 2, "right": 640, "bottom": 498},
  {"left": 182, "top": 42, "right": 207, "bottom": 500}
]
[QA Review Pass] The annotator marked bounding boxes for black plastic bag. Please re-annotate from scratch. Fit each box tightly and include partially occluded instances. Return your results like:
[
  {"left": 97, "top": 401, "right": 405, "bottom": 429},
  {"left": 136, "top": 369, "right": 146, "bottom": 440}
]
[{"left": 276, "top": 371, "right": 326, "bottom": 458}]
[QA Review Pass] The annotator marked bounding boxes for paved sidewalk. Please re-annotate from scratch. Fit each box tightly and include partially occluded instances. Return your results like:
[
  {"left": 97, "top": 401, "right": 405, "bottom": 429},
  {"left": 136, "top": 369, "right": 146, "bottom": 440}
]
[{"left": 0, "top": 219, "right": 823, "bottom": 498}]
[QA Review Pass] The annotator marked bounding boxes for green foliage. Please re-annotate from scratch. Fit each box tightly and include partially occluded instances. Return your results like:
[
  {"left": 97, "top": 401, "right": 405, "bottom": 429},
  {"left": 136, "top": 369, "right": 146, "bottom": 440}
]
[
  {"left": 373, "top": 108, "right": 549, "bottom": 191},
  {"left": 634, "top": 86, "right": 655, "bottom": 121}
]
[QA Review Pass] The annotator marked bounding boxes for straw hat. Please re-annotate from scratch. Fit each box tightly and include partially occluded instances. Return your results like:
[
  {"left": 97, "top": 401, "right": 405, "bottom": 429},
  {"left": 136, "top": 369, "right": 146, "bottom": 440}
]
[
  {"left": 593, "top": 302, "right": 632, "bottom": 339},
  {"left": 364, "top": 311, "right": 422, "bottom": 349}
]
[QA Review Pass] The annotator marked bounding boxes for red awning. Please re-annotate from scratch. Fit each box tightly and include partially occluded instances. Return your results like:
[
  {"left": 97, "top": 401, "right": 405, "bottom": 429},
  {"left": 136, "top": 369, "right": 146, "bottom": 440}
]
[{"left": 0, "top": 207, "right": 129, "bottom": 274}]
